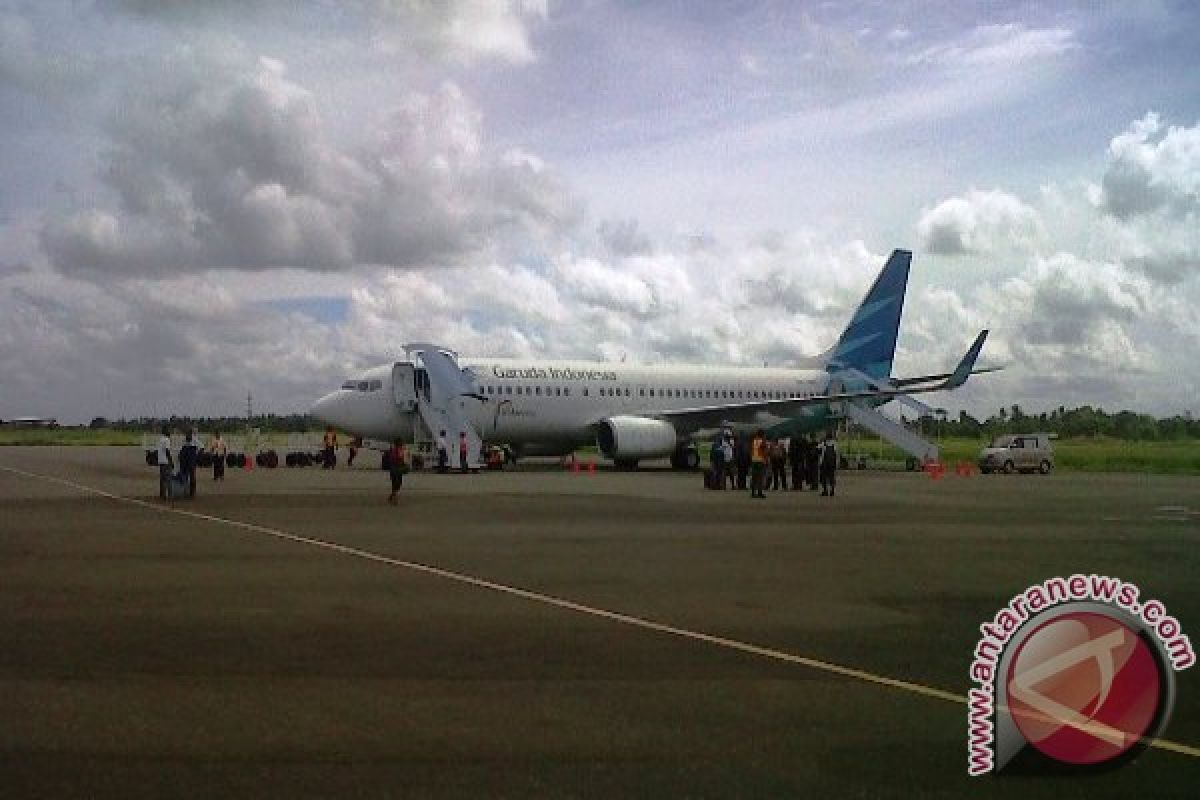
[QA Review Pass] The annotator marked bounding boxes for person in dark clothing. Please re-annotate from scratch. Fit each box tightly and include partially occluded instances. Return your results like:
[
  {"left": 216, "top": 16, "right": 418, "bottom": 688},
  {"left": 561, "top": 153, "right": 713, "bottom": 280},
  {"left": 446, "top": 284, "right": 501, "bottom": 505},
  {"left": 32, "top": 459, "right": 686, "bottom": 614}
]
[
  {"left": 178, "top": 429, "right": 199, "bottom": 498},
  {"left": 347, "top": 436, "right": 361, "bottom": 467},
  {"left": 209, "top": 431, "right": 227, "bottom": 481},
  {"left": 735, "top": 433, "right": 750, "bottom": 490},
  {"left": 819, "top": 432, "right": 839, "bottom": 497},
  {"left": 458, "top": 432, "right": 470, "bottom": 473},
  {"left": 387, "top": 438, "right": 408, "bottom": 505},
  {"left": 709, "top": 435, "right": 725, "bottom": 489},
  {"left": 769, "top": 439, "right": 788, "bottom": 491},
  {"left": 789, "top": 434, "right": 804, "bottom": 490},
  {"left": 805, "top": 435, "right": 820, "bottom": 490}
]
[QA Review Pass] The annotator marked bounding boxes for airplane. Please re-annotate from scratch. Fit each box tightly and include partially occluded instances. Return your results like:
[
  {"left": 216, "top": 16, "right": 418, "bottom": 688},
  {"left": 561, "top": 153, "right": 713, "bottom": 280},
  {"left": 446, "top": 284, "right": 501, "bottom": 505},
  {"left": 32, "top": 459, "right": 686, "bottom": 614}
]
[{"left": 309, "top": 249, "right": 995, "bottom": 469}]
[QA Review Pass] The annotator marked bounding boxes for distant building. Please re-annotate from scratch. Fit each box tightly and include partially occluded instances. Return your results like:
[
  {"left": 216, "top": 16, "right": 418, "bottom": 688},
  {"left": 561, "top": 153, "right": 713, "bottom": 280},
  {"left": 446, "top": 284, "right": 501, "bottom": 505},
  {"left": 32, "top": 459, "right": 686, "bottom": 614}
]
[{"left": 4, "top": 417, "right": 59, "bottom": 428}]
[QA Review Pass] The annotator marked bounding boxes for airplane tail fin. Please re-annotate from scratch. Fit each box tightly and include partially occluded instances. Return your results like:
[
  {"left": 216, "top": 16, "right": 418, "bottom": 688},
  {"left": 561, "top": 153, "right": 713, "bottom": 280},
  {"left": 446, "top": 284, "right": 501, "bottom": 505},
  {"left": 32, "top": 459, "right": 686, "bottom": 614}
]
[{"left": 825, "top": 249, "right": 911, "bottom": 381}]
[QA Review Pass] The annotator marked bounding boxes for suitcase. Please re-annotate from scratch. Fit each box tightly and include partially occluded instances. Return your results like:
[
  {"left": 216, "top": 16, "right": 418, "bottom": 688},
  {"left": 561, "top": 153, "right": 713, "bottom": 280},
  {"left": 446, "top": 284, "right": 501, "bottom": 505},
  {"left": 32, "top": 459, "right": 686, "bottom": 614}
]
[{"left": 167, "top": 473, "right": 190, "bottom": 499}]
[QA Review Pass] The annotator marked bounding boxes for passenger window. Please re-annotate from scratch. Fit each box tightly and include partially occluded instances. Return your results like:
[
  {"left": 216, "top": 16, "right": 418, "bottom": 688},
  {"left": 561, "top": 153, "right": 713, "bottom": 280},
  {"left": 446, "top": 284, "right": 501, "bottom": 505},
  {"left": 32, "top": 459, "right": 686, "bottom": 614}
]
[
  {"left": 535, "top": 387, "right": 542, "bottom": 395},
  {"left": 583, "top": 388, "right": 589, "bottom": 397},
  {"left": 564, "top": 388, "right": 570, "bottom": 397},
  {"left": 625, "top": 388, "right": 630, "bottom": 396},
  {"left": 555, "top": 387, "right": 561, "bottom": 396}
]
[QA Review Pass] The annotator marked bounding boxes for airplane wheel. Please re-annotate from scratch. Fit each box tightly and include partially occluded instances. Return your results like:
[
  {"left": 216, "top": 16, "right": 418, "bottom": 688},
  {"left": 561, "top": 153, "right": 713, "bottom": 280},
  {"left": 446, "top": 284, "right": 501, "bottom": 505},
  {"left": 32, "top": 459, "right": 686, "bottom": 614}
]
[
  {"left": 266, "top": 451, "right": 279, "bottom": 469},
  {"left": 615, "top": 459, "right": 638, "bottom": 471},
  {"left": 226, "top": 453, "right": 239, "bottom": 468},
  {"left": 145, "top": 450, "right": 157, "bottom": 467}
]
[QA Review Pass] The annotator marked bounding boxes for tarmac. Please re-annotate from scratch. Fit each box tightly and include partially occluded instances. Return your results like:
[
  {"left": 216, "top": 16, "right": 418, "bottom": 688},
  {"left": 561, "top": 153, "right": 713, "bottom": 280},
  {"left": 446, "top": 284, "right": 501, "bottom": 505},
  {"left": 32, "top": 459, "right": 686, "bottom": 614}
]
[{"left": 1, "top": 446, "right": 1198, "bottom": 798}]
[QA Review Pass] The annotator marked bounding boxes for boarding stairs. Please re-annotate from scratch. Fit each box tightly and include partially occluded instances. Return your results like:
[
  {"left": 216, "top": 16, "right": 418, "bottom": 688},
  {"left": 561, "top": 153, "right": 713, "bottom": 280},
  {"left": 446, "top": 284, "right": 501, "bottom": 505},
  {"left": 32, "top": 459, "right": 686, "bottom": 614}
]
[
  {"left": 843, "top": 401, "right": 938, "bottom": 464},
  {"left": 403, "top": 343, "right": 486, "bottom": 469}
]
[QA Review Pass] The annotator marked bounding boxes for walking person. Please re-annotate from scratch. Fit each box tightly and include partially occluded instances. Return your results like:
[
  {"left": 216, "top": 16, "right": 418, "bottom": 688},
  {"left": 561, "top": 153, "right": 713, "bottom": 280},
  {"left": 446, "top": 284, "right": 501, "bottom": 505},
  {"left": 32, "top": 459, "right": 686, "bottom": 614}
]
[
  {"left": 458, "top": 431, "right": 470, "bottom": 473},
  {"left": 209, "top": 430, "right": 227, "bottom": 481},
  {"left": 322, "top": 426, "right": 338, "bottom": 469},
  {"left": 789, "top": 433, "right": 804, "bottom": 490},
  {"left": 436, "top": 429, "right": 449, "bottom": 473},
  {"left": 749, "top": 429, "right": 768, "bottom": 499},
  {"left": 156, "top": 425, "right": 173, "bottom": 500},
  {"left": 386, "top": 438, "right": 408, "bottom": 505},
  {"left": 819, "top": 431, "right": 839, "bottom": 497},
  {"left": 178, "top": 429, "right": 200, "bottom": 498}
]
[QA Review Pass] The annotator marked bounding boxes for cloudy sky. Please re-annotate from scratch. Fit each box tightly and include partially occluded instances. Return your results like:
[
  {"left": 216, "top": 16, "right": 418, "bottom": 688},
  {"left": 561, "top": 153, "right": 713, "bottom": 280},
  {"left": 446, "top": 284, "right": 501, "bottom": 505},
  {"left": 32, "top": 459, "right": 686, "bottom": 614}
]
[{"left": 2, "top": 1, "right": 1199, "bottom": 423}]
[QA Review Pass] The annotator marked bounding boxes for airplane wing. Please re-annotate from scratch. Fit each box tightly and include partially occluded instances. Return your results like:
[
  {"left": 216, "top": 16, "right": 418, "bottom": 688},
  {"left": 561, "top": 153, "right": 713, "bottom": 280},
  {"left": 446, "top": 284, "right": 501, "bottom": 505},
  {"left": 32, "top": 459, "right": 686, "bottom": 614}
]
[{"left": 649, "top": 330, "right": 989, "bottom": 430}]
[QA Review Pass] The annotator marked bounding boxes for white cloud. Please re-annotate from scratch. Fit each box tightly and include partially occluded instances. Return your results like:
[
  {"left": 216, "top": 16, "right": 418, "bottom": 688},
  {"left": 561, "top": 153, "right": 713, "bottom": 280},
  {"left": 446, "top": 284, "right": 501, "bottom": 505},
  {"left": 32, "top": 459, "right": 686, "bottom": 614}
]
[
  {"left": 40, "top": 56, "right": 580, "bottom": 276},
  {"left": 916, "top": 189, "right": 1044, "bottom": 255},
  {"left": 909, "top": 23, "right": 1078, "bottom": 68}
]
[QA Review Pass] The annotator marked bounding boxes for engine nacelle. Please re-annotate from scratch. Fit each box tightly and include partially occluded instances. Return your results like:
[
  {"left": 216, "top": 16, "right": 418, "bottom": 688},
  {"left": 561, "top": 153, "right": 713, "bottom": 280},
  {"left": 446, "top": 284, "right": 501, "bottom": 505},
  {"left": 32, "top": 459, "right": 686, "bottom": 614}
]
[{"left": 596, "top": 416, "right": 678, "bottom": 460}]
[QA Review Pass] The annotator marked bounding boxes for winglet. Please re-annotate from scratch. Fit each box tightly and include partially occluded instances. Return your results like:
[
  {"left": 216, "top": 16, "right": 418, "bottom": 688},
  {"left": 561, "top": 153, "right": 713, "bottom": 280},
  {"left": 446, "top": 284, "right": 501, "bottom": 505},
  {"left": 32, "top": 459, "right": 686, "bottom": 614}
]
[{"left": 943, "top": 330, "right": 989, "bottom": 389}]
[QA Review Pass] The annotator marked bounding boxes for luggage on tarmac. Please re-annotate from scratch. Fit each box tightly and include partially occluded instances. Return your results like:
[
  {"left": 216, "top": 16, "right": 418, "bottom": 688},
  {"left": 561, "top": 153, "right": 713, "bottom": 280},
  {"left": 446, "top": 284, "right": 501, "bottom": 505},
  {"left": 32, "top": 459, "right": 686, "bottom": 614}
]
[{"left": 167, "top": 473, "right": 190, "bottom": 499}]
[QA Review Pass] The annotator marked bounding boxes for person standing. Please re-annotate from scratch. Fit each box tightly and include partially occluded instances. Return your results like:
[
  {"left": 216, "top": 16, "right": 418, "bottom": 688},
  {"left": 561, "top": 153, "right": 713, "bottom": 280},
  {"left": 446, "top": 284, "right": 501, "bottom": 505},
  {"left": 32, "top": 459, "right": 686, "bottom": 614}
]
[
  {"left": 769, "top": 439, "right": 788, "bottom": 491},
  {"left": 436, "top": 429, "right": 449, "bottom": 473},
  {"left": 720, "top": 432, "right": 735, "bottom": 490},
  {"left": 735, "top": 433, "right": 750, "bottom": 490},
  {"left": 387, "top": 438, "right": 408, "bottom": 505},
  {"left": 789, "top": 434, "right": 804, "bottom": 490},
  {"left": 157, "top": 425, "right": 173, "bottom": 500},
  {"left": 805, "top": 434, "right": 820, "bottom": 491},
  {"left": 209, "top": 431, "right": 227, "bottom": 481},
  {"left": 321, "top": 426, "right": 338, "bottom": 469},
  {"left": 347, "top": 436, "right": 361, "bottom": 467},
  {"left": 819, "top": 431, "right": 839, "bottom": 497},
  {"left": 749, "top": 429, "right": 768, "bottom": 499},
  {"left": 178, "top": 429, "right": 199, "bottom": 498},
  {"left": 709, "top": 435, "right": 725, "bottom": 489},
  {"left": 458, "top": 431, "right": 470, "bottom": 473}
]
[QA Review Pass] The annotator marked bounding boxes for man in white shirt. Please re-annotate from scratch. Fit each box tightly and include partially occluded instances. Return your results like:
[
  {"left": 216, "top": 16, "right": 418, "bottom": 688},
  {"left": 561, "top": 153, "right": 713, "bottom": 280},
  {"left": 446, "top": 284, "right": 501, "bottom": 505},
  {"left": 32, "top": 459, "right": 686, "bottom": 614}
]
[
  {"left": 157, "top": 425, "right": 173, "bottom": 499},
  {"left": 437, "top": 429, "right": 449, "bottom": 473}
]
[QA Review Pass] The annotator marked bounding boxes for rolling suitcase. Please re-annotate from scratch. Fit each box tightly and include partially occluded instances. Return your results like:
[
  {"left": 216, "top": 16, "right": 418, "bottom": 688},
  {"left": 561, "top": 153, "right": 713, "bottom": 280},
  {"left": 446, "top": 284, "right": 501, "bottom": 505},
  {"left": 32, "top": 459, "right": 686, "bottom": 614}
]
[{"left": 167, "top": 473, "right": 190, "bottom": 500}]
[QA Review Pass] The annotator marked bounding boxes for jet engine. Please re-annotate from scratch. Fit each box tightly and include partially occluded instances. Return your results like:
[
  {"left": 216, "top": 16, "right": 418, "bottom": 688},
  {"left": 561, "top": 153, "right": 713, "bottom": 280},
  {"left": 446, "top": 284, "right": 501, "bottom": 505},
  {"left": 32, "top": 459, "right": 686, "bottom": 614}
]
[{"left": 595, "top": 416, "right": 678, "bottom": 462}]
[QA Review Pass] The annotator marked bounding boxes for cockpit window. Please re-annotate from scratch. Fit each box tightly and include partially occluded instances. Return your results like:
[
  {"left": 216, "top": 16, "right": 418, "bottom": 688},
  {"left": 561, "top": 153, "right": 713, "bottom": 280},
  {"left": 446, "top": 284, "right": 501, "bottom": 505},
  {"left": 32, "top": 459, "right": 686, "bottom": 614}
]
[{"left": 342, "top": 379, "right": 381, "bottom": 391}]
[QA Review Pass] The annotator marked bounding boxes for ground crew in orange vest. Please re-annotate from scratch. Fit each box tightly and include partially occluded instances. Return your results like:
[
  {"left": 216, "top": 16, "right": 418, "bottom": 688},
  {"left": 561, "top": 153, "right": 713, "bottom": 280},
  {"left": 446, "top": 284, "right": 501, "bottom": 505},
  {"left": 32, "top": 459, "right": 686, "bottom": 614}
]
[
  {"left": 322, "top": 426, "right": 338, "bottom": 469},
  {"left": 750, "top": 429, "right": 768, "bottom": 499}
]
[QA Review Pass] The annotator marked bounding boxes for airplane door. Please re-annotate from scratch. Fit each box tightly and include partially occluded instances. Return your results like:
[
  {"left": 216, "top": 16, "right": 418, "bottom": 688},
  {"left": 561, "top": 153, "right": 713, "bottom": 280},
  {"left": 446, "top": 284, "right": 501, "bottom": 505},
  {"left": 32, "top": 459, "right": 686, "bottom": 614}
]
[{"left": 392, "top": 362, "right": 418, "bottom": 411}]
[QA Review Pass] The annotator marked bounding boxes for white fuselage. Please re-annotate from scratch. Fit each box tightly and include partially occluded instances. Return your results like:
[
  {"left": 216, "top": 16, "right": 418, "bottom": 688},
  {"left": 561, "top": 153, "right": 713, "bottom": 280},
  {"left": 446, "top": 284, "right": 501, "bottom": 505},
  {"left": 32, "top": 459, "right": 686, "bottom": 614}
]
[{"left": 313, "top": 357, "right": 838, "bottom": 454}]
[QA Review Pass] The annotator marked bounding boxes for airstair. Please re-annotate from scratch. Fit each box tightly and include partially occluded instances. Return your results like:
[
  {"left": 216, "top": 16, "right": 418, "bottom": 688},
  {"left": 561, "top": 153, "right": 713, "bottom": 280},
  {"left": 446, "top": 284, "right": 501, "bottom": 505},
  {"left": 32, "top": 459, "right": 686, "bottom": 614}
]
[
  {"left": 401, "top": 343, "right": 486, "bottom": 469},
  {"left": 843, "top": 401, "right": 938, "bottom": 464}
]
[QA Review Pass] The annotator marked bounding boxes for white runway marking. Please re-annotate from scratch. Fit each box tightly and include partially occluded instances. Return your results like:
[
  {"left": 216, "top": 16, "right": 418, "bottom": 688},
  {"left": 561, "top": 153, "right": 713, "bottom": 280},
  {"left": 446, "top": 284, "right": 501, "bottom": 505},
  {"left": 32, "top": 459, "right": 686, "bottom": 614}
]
[{"left": 3, "top": 463, "right": 1198, "bottom": 760}]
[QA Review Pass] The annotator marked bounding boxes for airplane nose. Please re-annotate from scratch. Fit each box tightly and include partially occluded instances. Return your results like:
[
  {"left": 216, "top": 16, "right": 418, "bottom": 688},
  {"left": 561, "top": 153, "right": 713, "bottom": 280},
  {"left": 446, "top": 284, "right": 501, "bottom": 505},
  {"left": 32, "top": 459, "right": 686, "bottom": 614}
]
[{"left": 309, "top": 392, "right": 340, "bottom": 425}]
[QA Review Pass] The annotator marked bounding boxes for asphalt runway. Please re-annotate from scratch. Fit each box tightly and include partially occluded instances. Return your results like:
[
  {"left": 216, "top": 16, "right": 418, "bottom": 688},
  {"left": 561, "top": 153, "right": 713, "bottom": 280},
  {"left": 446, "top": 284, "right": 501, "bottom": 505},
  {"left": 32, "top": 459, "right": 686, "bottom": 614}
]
[{"left": 1, "top": 447, "right": 1198, "bottom": 798}]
